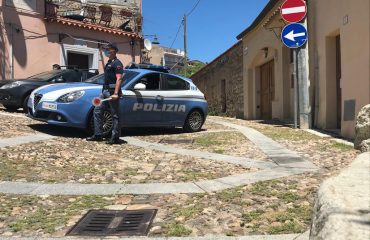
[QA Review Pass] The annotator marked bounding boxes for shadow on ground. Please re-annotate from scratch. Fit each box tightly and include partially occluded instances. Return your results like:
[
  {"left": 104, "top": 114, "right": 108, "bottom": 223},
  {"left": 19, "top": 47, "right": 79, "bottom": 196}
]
[{"left": 28, "top": 123, "right": 205, "bottom": 139}]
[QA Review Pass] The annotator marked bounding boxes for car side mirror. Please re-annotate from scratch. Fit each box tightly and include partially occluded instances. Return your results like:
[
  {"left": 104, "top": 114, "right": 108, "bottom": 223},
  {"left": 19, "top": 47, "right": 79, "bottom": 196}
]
[
  {"left": 133, "top": 83, "right": 146, "bottom": 91},
  {"left": 55, "top": 77, "right": 65, "bottom": 83}
]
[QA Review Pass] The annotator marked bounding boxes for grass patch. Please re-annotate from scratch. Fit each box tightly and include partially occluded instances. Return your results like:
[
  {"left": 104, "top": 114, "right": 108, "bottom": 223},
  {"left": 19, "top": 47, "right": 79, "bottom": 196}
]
[
  {"left": 267, "top": 221, "right": 305, "bottom": 234},
  {"left": 194, "top": 132, "right": 245, "bottom": 147},
  {"left": 216, "top": 187, "right": 244, "bottom": 202},
  {"left": 331, "top": 142, "right": 353, "bottom": 151},
  {"left": 179, "top": 171, "right": 214, "bottom": 182},
  {"left": 213, "top": 149, "right": 225, "bottom": 154},
  {"left": 257, "top": 127, "right": 318, "bottom": 142},
  {"left": 277, "top": 192, "right": 300, "bottom": 203},
  {"left": 165, "top": 223, "right": 192, "bottom": 237},
  {"left": 8, "top": 196, "right": 111, "bottom": 233},
  {"left": 176, "top": 205, "right": 204, "bottom": 219},
  {"left": 242, "top": 209, "right": 265, "bottom": 222},
  {"left": 250, "top": 180, "right": 280, "bottom": 197}
]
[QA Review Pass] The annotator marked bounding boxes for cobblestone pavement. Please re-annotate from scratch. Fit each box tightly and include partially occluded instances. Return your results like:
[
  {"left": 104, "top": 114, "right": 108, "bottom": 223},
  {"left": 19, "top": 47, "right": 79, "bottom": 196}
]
[{"left": 0, "top": 109, "right": 360, "bottom": 238}]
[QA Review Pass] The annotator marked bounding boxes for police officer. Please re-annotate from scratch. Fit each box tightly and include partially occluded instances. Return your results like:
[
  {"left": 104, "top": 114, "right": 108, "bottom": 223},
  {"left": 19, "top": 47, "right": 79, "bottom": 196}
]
[{"left": 87, "top": 44, "right": 124, "bottom": 144}]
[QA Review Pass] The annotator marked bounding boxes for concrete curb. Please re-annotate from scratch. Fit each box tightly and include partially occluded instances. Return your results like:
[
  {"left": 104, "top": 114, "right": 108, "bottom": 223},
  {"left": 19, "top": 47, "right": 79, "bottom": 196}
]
[{"left": 310, "top": 152, "right": 370, "bottom": 240}]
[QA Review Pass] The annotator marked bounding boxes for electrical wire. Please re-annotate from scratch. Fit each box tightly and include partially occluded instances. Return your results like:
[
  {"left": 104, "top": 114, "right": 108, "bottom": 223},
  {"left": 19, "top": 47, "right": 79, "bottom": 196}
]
[
  {"left": 170, "top": 21, "right": 183, "bottom": 48},
  {"left": 186, "top": 0, "right": 201, "bottom": 17}
]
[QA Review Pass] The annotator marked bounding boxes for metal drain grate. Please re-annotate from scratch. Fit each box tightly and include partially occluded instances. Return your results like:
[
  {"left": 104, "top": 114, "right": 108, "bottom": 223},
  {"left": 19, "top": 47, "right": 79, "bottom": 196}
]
[
  {"left": 159, "top": 139, "right": 194, "bottom": 144},
  {"left": 66, "top": 209, "right": 157, "bottom": 236}
]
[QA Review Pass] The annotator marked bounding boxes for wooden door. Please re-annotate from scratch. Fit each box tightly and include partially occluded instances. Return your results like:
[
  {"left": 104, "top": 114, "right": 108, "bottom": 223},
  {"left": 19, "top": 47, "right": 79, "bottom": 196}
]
[
  {"left": 336, "top": 35, "right": 342, "bottom": 129},
  {"left": 260, "top": 60, "right": 275, "bottom": 120}
]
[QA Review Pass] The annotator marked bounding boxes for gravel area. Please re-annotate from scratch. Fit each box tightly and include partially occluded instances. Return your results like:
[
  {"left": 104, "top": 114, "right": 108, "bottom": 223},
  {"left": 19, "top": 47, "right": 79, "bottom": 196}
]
[
  {"left": 0, "top": 115, "right": 40, "bottom": 138},
  {"left": 0, "top": 137, "right": 255, "bottom": 184}
]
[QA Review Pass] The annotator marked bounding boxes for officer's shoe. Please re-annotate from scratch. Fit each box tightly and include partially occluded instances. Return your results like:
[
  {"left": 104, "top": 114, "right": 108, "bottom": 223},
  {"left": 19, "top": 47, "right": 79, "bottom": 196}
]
[
  {"left": 106, "top": 138, "right": 120, "bottom": 145},
  {"left": 86, "top": 135, "right": 103, "bottom": 142}
]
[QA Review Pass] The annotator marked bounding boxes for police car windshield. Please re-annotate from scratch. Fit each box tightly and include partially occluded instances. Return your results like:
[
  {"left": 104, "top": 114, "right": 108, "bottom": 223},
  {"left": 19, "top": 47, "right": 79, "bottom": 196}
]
[
  {"left": 27, "top": 70, "right": 64, "bottom": 81},
  {"left": 85, "top": 70, "right": 139, "bottom": 85}
]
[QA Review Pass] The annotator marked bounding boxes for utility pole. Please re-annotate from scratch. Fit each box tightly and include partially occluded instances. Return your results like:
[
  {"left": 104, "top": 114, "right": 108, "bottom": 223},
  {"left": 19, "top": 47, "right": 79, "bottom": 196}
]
[
  {"left": 183, "top": 14, "right": 188, "bottom": 68},
  {"left": 297, "top": 18, "right": 311, "bottom": 129}
]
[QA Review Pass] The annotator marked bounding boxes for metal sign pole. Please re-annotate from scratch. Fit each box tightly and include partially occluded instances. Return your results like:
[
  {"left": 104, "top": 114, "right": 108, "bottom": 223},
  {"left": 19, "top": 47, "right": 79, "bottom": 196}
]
[{"left": 294, "top": 48, "right": 298, "bottom": 129}]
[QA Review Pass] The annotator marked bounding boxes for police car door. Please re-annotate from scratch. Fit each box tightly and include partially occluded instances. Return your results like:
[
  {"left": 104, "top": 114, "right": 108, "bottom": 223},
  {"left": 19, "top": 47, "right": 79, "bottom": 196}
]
[
  {"left": 161, "top": 74, "right": 191, "bottom": 125},
  {"left": 121, "top": 73, "right": 164, "bottom": 126}
]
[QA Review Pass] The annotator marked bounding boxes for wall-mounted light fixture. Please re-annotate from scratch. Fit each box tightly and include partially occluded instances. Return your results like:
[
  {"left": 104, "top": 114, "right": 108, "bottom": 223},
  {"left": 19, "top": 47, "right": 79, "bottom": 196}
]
[{"left": 262, "top": 47, "right": 269, "bottom": 58}]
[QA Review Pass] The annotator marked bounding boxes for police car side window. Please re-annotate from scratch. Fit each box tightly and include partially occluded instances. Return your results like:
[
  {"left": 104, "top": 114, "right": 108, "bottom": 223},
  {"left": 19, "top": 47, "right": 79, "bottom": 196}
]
[
  {"left": 136, "top": 73, "right": 161, "bottom": 90},
  {"left": 164, "top": 75, "right": 190, "bottom": 90}
]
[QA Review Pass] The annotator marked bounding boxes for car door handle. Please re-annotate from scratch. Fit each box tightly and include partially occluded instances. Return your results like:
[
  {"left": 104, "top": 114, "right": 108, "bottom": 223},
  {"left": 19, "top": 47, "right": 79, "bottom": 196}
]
[{"left": 156, "top": 95, "right": 164, "bottom": 101}]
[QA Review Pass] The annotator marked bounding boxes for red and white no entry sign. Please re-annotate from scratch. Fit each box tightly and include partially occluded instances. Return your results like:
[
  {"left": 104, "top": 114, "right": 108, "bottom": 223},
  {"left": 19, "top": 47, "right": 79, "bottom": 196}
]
[{"left": 280, "top": 0, "right": 307, "bottom": 23}]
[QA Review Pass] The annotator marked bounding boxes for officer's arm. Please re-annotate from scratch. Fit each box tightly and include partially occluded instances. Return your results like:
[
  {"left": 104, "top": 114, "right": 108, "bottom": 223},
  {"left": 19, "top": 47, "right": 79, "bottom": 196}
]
[
  {"left": 113, "top": 73, "right": 123, "bottom": 95},
  {"left": 113, "top": 62, "right": 124, "bottom": 96}
]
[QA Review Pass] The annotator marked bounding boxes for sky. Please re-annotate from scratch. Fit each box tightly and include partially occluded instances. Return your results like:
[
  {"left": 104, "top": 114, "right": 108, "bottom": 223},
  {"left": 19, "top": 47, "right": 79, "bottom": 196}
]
[{"left": 143, "top": 0, "right": 270, "bottom": 63}]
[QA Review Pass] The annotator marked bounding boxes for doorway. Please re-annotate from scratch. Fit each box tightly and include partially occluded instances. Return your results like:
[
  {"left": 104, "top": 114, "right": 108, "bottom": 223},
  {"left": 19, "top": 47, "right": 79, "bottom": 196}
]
[
  {"left": 260, "top": 60, "right": 275, "bottom": 120},
  {"left": 67, "top": 52, "right": 89, "bottom": 69}
]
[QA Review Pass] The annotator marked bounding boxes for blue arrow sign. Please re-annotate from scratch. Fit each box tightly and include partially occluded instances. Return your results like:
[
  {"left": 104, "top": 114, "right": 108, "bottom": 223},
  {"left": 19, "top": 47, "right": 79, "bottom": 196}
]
[{"left": 281, "top": 23, "right": 308, "bottom": 48}]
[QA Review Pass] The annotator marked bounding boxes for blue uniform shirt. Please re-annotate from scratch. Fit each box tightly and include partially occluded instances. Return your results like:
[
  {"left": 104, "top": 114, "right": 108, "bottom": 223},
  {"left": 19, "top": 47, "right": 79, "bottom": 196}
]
[{"left": 104, "top": 58, "right": 124, "bottom": 86}]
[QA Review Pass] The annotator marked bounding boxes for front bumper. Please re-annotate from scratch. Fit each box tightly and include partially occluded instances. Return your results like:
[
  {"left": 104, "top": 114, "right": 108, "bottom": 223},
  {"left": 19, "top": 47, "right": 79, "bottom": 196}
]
[{"left": 27, "top": 99, "right": 91, "bottom": 129}]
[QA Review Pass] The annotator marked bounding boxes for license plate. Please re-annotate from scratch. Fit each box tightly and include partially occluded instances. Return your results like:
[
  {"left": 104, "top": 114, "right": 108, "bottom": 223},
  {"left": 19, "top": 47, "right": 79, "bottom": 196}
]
[{"left": 42, "top": 102, "right": 57, "bottom": 110}]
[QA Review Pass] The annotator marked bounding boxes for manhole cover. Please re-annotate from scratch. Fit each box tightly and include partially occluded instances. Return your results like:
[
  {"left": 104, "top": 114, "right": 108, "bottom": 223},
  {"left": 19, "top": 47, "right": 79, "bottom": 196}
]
[
  {"left": 159, "top": 139, "right": 194, "bottom": 144},
  {"left": 66, "top": 209, "right": 157, "bottom": 236}
]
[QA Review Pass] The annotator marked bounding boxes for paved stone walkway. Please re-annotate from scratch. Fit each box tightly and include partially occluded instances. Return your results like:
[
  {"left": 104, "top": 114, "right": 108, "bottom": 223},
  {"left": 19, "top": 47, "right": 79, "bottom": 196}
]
[{"left": 0, "top": 118, "right": 318, "bottom": 195}]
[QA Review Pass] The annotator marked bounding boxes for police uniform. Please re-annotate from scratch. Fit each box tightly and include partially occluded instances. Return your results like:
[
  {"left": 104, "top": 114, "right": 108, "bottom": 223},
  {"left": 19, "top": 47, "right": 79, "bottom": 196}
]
[{"left": 93, "top": 57, "right": 124, "bottom": 140}]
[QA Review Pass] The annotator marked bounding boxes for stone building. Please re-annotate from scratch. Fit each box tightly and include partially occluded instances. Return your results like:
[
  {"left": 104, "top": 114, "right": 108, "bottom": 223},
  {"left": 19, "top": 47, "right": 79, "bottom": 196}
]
[
  {"left": 307, "top": 0, "right": 370, "bottom": 139},
  {"left": 191, "top": 41, "right": 244, "bottom": 118},
  {"left": 0, "top": 0, "right": 143, "bottom": 79}
]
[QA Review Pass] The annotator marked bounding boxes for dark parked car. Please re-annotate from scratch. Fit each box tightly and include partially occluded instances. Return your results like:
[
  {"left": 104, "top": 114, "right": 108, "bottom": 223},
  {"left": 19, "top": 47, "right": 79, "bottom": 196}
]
[{"left": 0, "top": 69, "right": 97, "bottom": 112}]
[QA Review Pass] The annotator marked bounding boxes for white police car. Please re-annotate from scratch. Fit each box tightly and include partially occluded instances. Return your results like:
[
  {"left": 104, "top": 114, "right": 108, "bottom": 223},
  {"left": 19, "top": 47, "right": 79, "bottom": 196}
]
[{"left": 27, "top": 65, "right": 208, "bottom": 136}]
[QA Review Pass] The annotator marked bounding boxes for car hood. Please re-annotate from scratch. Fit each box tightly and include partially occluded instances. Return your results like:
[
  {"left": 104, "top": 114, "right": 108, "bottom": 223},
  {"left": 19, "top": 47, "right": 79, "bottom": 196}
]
[{"left": 34, "top": 83, "right": 102, "bottom": 101}]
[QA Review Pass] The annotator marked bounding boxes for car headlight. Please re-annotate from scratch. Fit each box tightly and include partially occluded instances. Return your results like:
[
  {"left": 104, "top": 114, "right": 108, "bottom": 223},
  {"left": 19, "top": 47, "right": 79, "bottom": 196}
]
[
  {"left": 57, "top": 90, "right": 85, "bottom": 103},
  {"left": 0, "top": 81, "right": 21, "bottom": 89}
]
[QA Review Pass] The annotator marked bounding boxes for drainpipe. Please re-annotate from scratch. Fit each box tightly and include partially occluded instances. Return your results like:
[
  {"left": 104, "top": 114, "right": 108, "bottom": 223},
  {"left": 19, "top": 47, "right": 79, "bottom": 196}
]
[
  {"left": 8, "top": 23, "right": 14, "bottom": 79},
  {"left": 130, "top": 38, "right": 135, "bottom": 63}
]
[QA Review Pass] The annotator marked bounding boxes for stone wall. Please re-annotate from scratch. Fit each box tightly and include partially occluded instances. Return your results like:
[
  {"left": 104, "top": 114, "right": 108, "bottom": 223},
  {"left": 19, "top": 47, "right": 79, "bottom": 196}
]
[{"left": 191, "top": 42, "right": 244, "bottom": 118}]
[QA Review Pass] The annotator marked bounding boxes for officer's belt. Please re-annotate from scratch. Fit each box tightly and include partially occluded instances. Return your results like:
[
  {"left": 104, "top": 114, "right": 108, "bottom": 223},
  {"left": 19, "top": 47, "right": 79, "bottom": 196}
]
[{"left": 103, "top": 84, "right": 116, "bottom": 89}]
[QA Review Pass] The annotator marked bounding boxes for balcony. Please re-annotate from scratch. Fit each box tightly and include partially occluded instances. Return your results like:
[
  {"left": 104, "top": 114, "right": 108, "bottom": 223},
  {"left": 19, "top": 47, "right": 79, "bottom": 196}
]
[{"left": 44, "top": 0, "right": 142, "bottom": 36}]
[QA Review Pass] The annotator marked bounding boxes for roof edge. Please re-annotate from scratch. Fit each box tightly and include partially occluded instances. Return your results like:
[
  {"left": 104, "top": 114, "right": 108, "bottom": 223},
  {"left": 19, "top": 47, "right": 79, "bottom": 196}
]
[{"left": 236, "top": 0, "right": 280, "bottom": 40}]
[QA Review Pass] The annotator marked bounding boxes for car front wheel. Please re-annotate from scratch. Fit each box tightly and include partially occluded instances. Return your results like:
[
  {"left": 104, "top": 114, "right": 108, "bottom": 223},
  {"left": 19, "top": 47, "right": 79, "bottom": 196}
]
[
  {"left": 88, "top": 110, "right": 113, "bottom": 137},
  {"left": 183, "top": 109, "right": 204, "bottom": 132},
  {"left": 3, "top": 104, "right": 19, "bottom": 111}
]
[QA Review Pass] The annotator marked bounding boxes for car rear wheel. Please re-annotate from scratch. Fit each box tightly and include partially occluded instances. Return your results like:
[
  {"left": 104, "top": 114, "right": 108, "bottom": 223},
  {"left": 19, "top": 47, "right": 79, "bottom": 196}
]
[
  {"left": 183, "top": 109, "right": 204, "bottom": 132},
  {"left": 88, "top": 110, "right": 113, "bottom": 137},
  {"left": 3, "top": 105, "right": 19, "bottom": 111}
]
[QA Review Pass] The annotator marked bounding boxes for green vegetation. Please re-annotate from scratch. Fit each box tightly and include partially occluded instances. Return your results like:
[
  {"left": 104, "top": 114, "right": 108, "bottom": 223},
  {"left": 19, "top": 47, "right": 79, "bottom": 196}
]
[
  {"left": 277, "top": 192, "right": 300, "bottom": 203},
  {"left": 178, "top": 62, "right": 206, "bottom": 78},
  {"left": 216, "top": 187, "right": 244, "bottom": 202},
  {"left": 331, "top": 142, "right": 353, "bottom": 151},
  {"left": 267, "top": 221, "right": 305, "bottom": 234},
  {"left": 180, "top": 171, "right": 214, "bottom": 182},
  {"left": 242, "top": 209, "right": 265, "bottom": 222},
  {"left": 176, "top": 205, "right": 204, "bottom": 219},
  {"left": 166, "top": 223, "right": 192, "bottom": 237},
  {"left": 8, "top": 196, "right": 111, "bottom": 233}
]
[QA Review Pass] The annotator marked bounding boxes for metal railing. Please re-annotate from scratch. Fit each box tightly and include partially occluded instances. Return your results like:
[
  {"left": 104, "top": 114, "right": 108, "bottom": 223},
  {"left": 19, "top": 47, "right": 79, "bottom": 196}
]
[{"left": 45, "top": 0, "right": 142, "bottom": 33}]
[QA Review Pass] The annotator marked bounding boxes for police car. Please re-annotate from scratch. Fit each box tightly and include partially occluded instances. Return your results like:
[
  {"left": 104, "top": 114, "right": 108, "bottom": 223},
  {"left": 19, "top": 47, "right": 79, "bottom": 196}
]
[{"left": 27, "top": 64, "right": 208, "bottom": 135}]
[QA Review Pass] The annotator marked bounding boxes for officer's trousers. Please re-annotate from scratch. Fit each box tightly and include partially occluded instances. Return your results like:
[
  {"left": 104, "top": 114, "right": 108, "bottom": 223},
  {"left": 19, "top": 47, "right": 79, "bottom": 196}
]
[{"left": 93, "top": 90, "right": 120, "bottom": 139}]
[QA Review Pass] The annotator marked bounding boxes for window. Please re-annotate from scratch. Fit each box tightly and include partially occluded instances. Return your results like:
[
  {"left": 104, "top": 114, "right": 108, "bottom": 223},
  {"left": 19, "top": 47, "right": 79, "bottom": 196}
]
[
  {"left": 134, "top": 73, "right": 161, "bottom": 90},
  {"left": 163, "top": 75, "right": 190, "bottom": 90}
]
